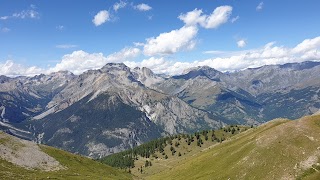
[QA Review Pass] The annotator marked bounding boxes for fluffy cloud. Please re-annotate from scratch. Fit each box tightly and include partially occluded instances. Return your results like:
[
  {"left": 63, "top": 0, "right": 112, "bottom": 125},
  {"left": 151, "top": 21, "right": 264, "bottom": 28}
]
[
  {"left": 49, "top": 47, "right": 140, "bottom": 74},
  {"left": 178, "top": 9, "right": 206, "bottom": 26},
  {"left": 178, "top": 6, "right": 232, "bottom": 29},
  {"left": 292, "top": 36, "right": 320, "bottom": 54},
  {"left": 2, "top": 37, "right": 320, "bottom": 76},
  {"left": 106, "top": 47, "right": 141, "bottom": 62},
  {"left": 256, "top": 2, "right": 264, "bottom": 11},
  {"left": 125, "top": 57, "right": 172, "bottom": 74},
  {"left": 113, "top": 1, "right": 127, "bottom": 12},
  {"left": 49, "top": 51, "right": 107, "bottom": 74},
  {"left": 143, "top": 26, "right": 198, "bottom": 56},
  {"left": 143, "top": 6, "right": 232, "bottom": 56},
  {"left": 134, "top": 3, "right": 152, "bottom": 11},
  {"left": 0, "top": 60, "right": 44, "bottom": 76},
  {"left": 56, "top": 44, "right": 78, "bottom": 49},
  {"left": 237, "top": 39, "right": 247, "bottom": 48},
  {"left": 92, "top": 10, "right": 110, "bottom": 26},
  {"left": 131, "top": 36, "right": 320, "bottom": 75},
  {"left": 204, "top": 6, "right": 232, "bottom": 29}
]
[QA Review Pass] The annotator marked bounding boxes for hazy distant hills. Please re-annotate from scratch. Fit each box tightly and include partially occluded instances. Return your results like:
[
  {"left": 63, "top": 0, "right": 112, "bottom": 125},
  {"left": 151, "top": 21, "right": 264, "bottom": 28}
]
[{"left": 0, "top": 61, "right": 319, "bottom": 157}]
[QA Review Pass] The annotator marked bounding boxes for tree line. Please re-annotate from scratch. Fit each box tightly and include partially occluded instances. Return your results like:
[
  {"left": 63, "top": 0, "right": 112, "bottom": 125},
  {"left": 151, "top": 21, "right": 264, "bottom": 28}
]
[{"left": 99, "top": 125, "right": 249, "bottom": 169}]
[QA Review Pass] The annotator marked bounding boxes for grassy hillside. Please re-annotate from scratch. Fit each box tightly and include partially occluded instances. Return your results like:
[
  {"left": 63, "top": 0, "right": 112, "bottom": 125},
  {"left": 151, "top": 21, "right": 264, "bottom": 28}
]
[
  {"left": 147, "top": 115, "right": 320, "bottom": 180},
  {"left": 3, "top": 115, "right": 318, "bottom": 180},
  {"left": 0, "top": 132, "right": 132, "bottom": 180},
  {"left": 100, "top": 125, "right": 250, "bottom": 178}
]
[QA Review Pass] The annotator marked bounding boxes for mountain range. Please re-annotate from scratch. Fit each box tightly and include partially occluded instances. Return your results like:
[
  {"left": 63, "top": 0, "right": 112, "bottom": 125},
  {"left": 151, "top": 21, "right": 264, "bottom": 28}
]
[{"left": 0, "top": 61, "right": 319, "bottom": 158}]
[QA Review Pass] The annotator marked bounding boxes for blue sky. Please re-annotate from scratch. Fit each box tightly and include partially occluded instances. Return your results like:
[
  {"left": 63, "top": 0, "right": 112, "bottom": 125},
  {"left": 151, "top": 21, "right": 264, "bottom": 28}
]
[{"left": 0, "top": 0, "right": 320, "bottom": 76}]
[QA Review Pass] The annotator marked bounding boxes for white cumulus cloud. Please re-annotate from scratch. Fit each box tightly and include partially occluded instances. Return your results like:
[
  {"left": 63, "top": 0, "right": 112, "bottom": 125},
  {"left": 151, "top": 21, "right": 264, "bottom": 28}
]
[
  {"left": 49, "top": 51, "right": 107, "bottom": 74},
  {"left": 143, "top": 26, "right": 198, "bottom": 56},
  {"left": 92, "top": 10, "right": 110, "bottom": 26},
  {"left": 134, "top": 3, "right": 152, "bottom": 11},
  {"left": 178, "top": 9, "right": 206, "bottom": 26},
  {"left": 179, "top": 6, "right": 232, "bottom": 29},
  {"left": 106, "top": 47, "right": 141, "bottom": 62},
  {"left": 129, "top": 36, "right": 320, "bottom": 75},
  {"left": 237, "top": 39, "right": 247, "bottom": 48},
  {"left": 143, "top": 6, "right": 232, "bottom": 56},
  {"left": 0, "top": 60, "right": 44, "bottom": 76},
  {"left": 49, "top": 47, "right": 140, "bottom": 74},
  {"left": 125, "top": 57, "right": 172, "bottom": 74},
  {"left": 2, "top": 37, "right": 320, "bottom": 76},
  {"left": 204, "top": 6, "right": 233, "bottom": 29},
  {"left": 292, "top": 36, "right": 320, "bottom": 54}
]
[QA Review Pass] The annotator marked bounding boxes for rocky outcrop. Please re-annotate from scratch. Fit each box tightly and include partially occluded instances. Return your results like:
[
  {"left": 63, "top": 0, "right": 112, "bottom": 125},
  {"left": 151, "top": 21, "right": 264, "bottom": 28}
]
[{"left": 0, "top": 132, "right": 64, "bottom": 171}]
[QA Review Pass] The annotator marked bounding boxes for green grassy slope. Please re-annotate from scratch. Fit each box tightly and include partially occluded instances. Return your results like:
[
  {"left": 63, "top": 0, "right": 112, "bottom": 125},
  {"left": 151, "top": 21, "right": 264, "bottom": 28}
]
[
  {"left": 0, "top": 137, "right": 132, "bottom": 179},
  {"left": 148, "top": 115, "right": 320, "bottom": 180},
  {"left": 100, "top": 125, "right": 249, "bottom": 178}
]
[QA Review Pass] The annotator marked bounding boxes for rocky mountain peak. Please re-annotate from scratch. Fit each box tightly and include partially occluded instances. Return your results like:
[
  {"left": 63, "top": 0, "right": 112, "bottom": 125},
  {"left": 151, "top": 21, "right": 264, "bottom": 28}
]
[
  {"left": 132, "top": 67, "right": 164, "bottom": 87},
  {"left": 49, "top": 70, "right": 74, "bottom": 77},
  {"left": 279, "top": 61, "right": 320, "bottom": 70},
  {"left": 0, "top": 75, "right": 11, "bottom": 83},
  {"left": 28, "top": 71, "right": 75, "bottom": 83},
  {"left": 174, "top": 66, "right": 222, "bottom": 81},
  {"left": 133, "top": 67, "right": 154, "bottom": 77},
  {"left": 246, "top": 61, "right": 320, "bottom": 72},
  {"left": 100, "top": 63, "right": 130, "bottom": 73}
]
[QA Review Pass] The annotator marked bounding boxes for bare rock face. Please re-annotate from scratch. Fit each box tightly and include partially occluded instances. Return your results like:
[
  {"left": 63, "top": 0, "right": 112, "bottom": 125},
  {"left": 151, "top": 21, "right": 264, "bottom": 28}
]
[
  {"left": 25, "top": 63, "right": 221, "bottom": 158},
  {"left": 222, "top": 61, "right": 320, "bottom": 95},
  {"left": 132, "top": 66, "right": 164, "bottom": 87},
  {"left": 154, "top": 61, "right": 320, "bottom": 124},
  {"left": 0, "top": 71, "right": 75, "bottom": 123},
  {"left": 0, "top": 132, "right": 64, "bottom": 171}
]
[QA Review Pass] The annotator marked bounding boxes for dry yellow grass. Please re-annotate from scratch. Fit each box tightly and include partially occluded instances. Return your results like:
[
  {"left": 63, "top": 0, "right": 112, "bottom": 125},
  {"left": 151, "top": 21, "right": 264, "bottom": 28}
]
[{"left": 146, "top": 115, "right": 320, "bottom": 180}]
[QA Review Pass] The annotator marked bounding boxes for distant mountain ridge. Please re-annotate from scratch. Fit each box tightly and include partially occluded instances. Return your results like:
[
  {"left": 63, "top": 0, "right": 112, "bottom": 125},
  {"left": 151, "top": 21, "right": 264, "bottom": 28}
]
[{"left": 0, "top": 61, "right": 319, "bottom": 157}]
